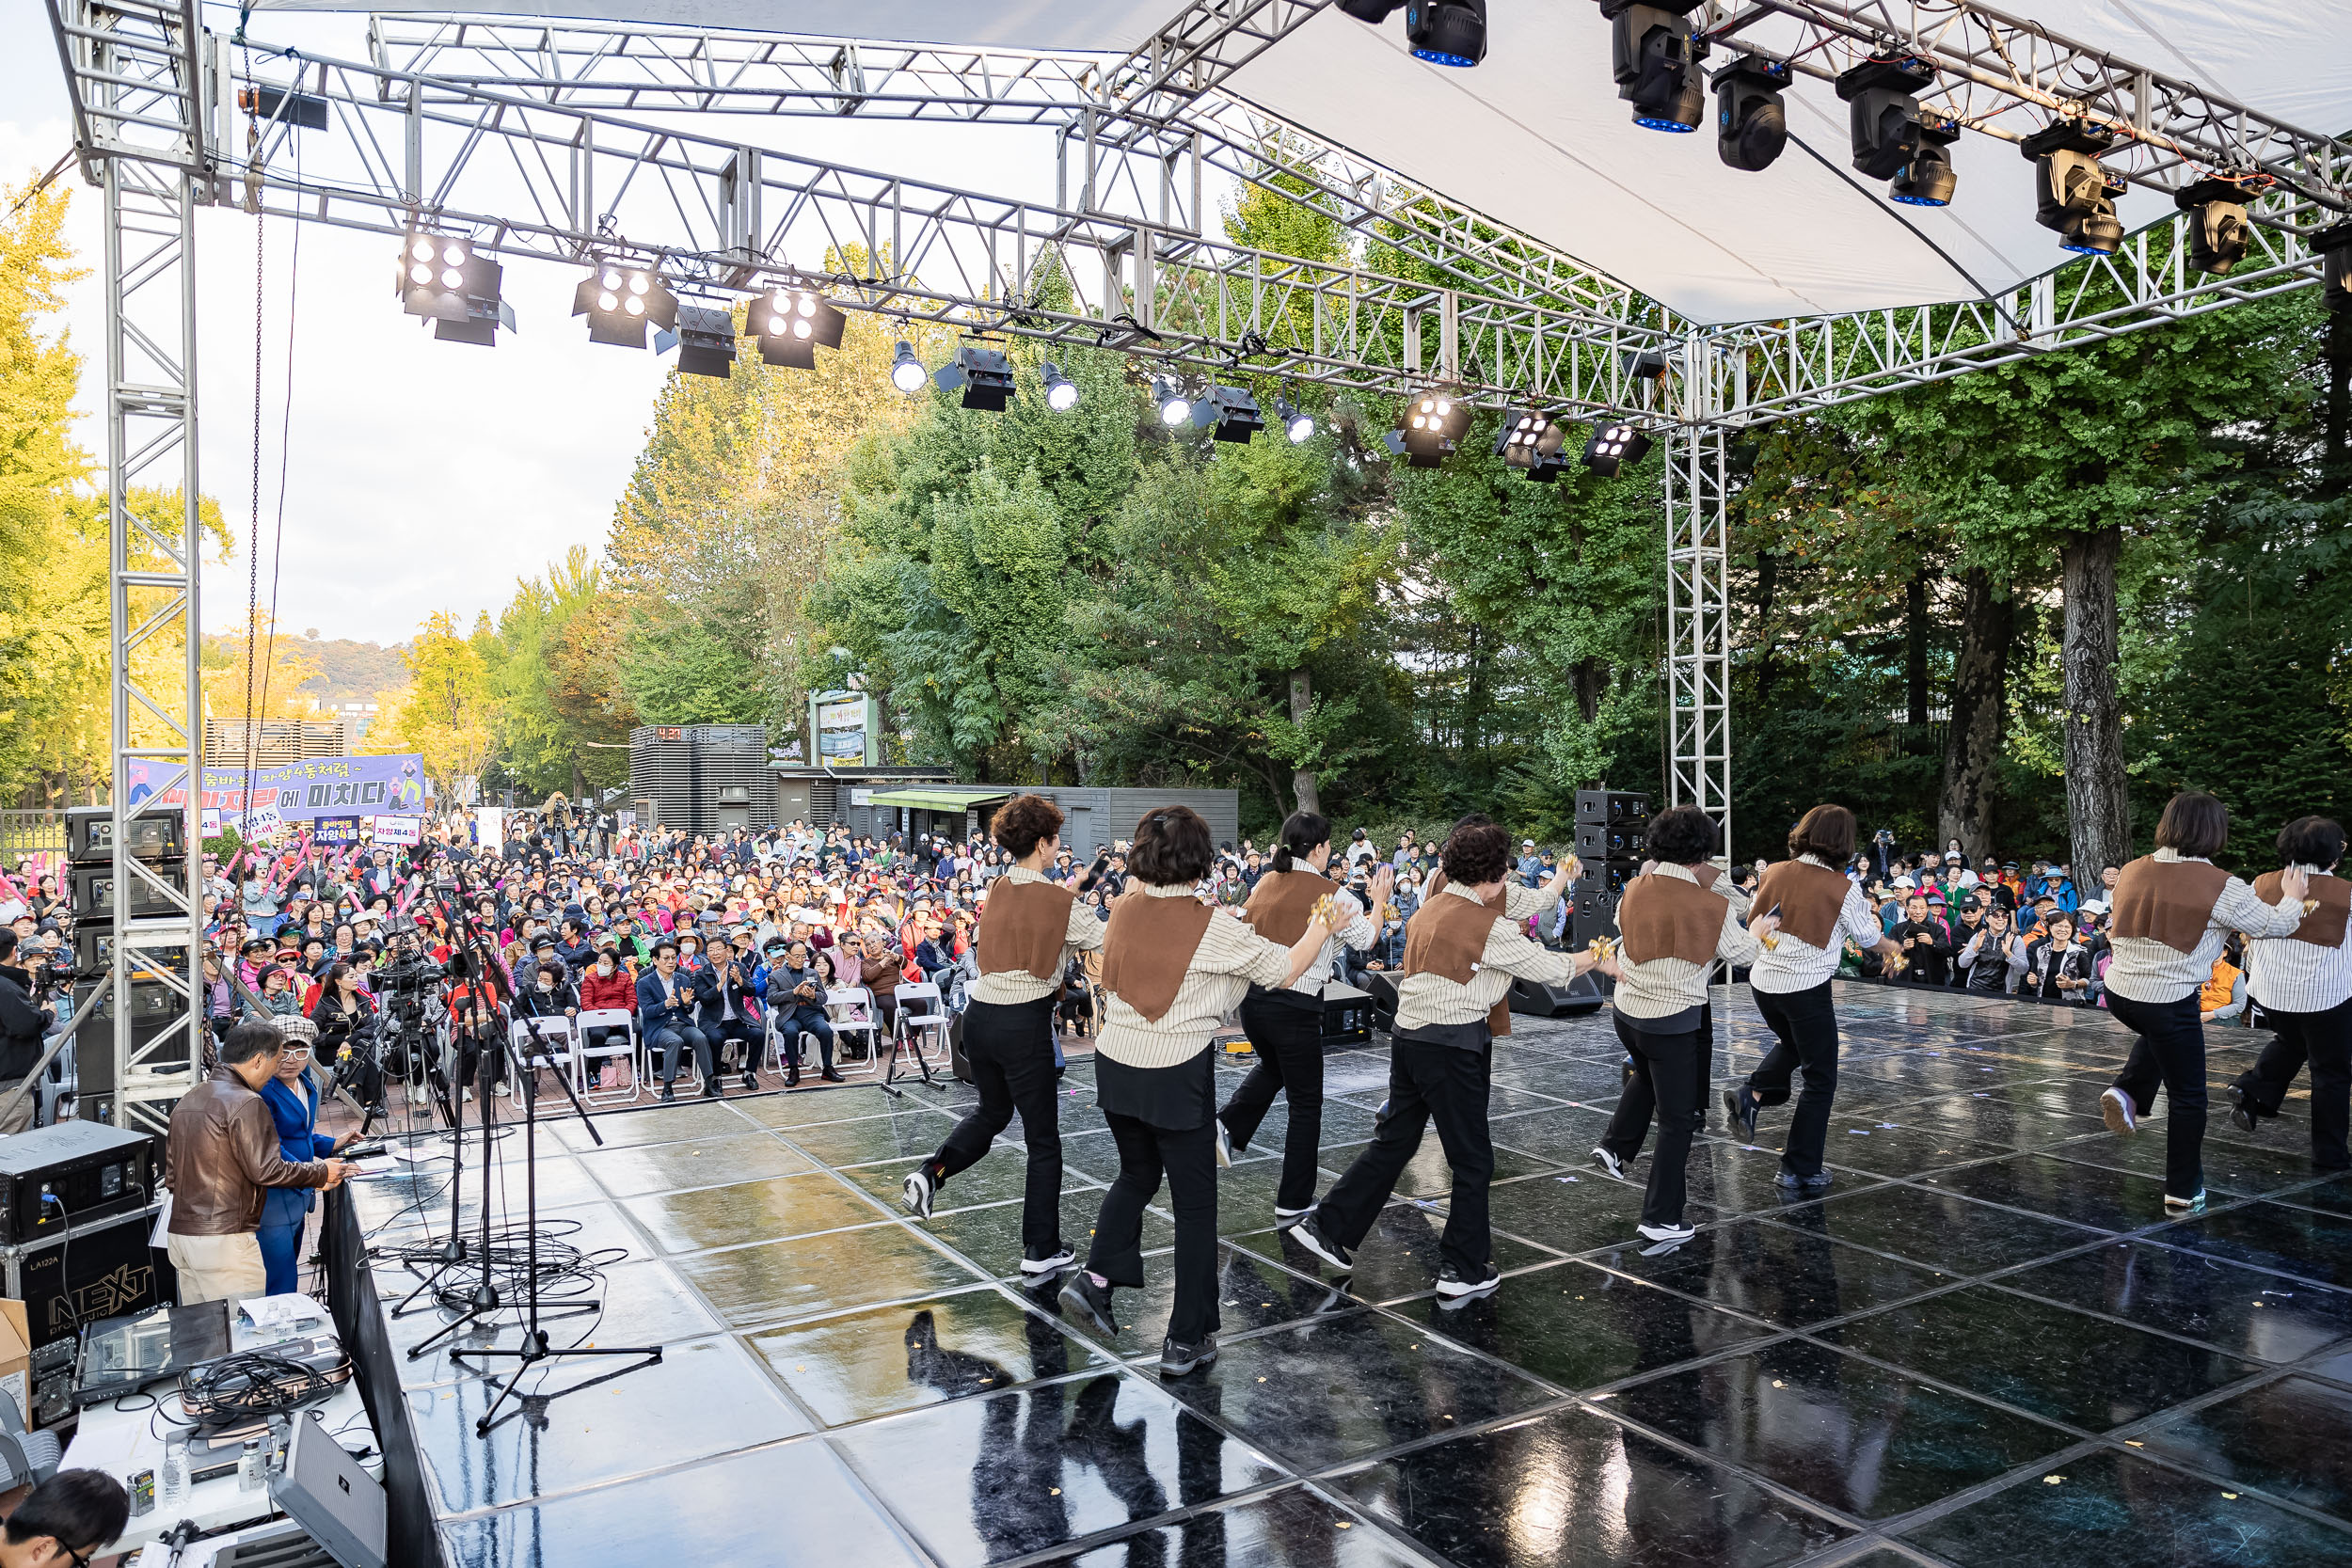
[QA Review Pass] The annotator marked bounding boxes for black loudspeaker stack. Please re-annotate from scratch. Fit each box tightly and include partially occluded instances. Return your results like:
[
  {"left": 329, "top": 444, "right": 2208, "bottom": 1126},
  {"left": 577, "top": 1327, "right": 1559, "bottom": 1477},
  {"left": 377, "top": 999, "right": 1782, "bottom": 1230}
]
[
  {"left": 1571, "top": 788, "right": 1648, "bottom": 951},
  {"left": 67, "top": 805, "right": 195, "bottom": 1108}
]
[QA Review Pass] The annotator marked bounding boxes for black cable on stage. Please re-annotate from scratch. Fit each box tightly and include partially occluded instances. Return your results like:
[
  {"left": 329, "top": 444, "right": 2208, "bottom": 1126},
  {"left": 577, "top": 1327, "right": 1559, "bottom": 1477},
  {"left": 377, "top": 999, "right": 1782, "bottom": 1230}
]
[{"left": 181, "top": 1350, "right": 349, "bottom": 1429}]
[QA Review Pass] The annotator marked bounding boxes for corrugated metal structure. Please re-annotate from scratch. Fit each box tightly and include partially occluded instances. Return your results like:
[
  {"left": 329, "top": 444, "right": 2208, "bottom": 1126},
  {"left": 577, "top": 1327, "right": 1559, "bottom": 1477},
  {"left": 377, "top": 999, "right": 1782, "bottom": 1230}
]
[
  {"left": 628, "top": 725, "right": 771, "bottom": 836},
  {"left": 201, "top": 717, "right": 354, "bottom": 768}
]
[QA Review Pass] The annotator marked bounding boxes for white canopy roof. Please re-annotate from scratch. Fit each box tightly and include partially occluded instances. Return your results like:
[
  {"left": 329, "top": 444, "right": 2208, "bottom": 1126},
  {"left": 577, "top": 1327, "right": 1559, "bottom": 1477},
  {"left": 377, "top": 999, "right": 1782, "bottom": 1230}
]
[{"left": 267, "top": 1, "right": 2352, "bottom": 325}]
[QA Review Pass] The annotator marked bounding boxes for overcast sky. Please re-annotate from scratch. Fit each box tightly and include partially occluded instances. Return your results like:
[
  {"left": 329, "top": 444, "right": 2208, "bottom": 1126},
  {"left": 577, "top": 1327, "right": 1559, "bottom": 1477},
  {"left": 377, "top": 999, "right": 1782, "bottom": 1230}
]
[{"left": 2, "top": 0, "right": 1073, "bottom": 647}]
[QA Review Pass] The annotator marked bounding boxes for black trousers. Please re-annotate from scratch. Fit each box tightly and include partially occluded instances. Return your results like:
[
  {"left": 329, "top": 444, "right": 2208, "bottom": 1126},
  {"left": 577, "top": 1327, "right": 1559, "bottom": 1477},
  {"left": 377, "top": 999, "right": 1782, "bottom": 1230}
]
[
  {"left": 929, "top": 997, "right": 1064, "bottom": 1254},
  {"left": 1219, "top": 992, "right": 1325, "bottom": 1212},
  {"left": 1746, "top": 981, "right": 1840, "bottom": 1178},
  {"left": 1316, "top": 1036, "right": 1494, "bottom": 1280},
  {"left": 2107, "top": 990, "right": 2209, "bottom": 1196},
  {"left": 1602, "top": 1013, "right": 1702, "bottom": 1228},
  {"left": 772, "top": 1006, "right": 834, "bottom": 1070},
  {"left": 647, "top": 1024, "right": 713, "bottom": 1085},
  {"left": 2234, "top": 997, "right": 2352, "bottom": 1170},
  {"left": 705, "top": 1016, "right": 757, "bottom": 1070},
  {"left": 1089, "top": 1113, "right": 1219, "bottom": 1344}
]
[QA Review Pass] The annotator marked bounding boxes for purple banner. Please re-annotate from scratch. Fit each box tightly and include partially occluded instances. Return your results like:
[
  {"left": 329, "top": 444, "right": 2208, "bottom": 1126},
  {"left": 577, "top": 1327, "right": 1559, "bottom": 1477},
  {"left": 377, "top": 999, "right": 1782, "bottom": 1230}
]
[{"left": 125, "top": 754, "right": 431, "bottom": 822}]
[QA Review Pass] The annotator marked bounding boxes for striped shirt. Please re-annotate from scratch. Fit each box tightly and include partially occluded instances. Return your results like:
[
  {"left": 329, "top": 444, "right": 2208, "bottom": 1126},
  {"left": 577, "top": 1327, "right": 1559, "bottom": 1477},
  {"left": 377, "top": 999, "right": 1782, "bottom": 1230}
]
[
  {"left": 1612, "top": 863, "right": 1763, "bottom": 1022},
  {"left": 2103, "top": 848, "right": 2305, "bottom": 1005},
  {"left": 969, "top": 865, "right": 1105, "bottom": 1006},
  {"left": 1095, "top": 884, "right": 1296, "bottom": 1069},
  {"left": 1394, "top": 881, "right": 1582, "bottom": 1031},
  {"left": 2246, "top": 869, "right": 2352, "bottom": 1014},
  {"left": 1748, "top": 856, "right": 1885, "bottom": 994},
  {"left": 1279, "top": 884, "right": 1375, "bottom": 999},
  {"left": 1417, "top": 871, "right": 1560, "bottom": 925}
]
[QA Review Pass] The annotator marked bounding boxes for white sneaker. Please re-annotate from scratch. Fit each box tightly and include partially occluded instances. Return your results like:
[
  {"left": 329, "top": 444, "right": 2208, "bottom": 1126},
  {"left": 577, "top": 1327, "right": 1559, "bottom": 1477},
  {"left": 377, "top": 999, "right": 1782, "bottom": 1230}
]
[
  {"left": 1274, "top": 1205, "right": 1313, "bottom": 1228},
  {"left": 1635, "top": 1221, "right": 1695, "bottom": 1245},
  {"left": 1019, "top": 1244, "right": 1076, "bottom": 1275},
  {"left": 2164, "top": 1190, "right": 2206, "bottom": 1213},
  {"left": 1591, "top": 1147, "right": 1629, "bottom": 1181},
  {"left": 2101, "top": 1086, "right": 2137, "bottom": 1136},
  {"left": 901, "top": 1167, "right": 935, "bottom": 1220},
  {"left": 1214, "top": 1121, "right": 1233, "bottom": 1168}
]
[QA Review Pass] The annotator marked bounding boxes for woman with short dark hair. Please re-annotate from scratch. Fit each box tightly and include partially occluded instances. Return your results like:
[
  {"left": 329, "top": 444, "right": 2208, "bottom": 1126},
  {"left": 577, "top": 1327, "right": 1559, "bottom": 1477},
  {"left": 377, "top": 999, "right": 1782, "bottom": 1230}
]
[
  {"left": 2229, "top": 816, "right": 2352, "bottom": 1169},
  {"left": 2100, "top": 791, "right": 2308, "bottom": 1211},
  {"left": 1059, "top": 805, "right": 1337, "bottom": 1376}
]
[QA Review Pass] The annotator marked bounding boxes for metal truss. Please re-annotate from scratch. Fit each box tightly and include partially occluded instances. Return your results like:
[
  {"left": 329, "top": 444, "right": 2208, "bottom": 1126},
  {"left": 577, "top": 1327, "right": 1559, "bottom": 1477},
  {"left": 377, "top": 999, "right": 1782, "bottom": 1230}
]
[
  {"left": 1708, "top": 0, "right": 2350, "bottom": 225},
  {"left": 1661, "top": 416, "right": 1734, "bottom": 838},
  {"left": 53, "top": 0, "right": 210, "bottom": 1131}
]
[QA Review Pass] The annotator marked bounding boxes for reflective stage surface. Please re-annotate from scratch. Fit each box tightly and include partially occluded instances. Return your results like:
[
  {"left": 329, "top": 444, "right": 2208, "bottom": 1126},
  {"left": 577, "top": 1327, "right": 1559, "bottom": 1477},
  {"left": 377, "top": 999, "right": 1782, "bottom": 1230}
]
[{"left": 346, "top": 984, "right": 2352, "bottom": 1566}]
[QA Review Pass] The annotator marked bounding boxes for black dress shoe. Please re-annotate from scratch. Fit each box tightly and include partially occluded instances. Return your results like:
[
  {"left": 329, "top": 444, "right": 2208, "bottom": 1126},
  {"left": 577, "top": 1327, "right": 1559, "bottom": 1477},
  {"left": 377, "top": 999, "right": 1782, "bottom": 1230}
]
[
  {"left": 742, "top": 1069, "right": 759, "bottom": 1091},
  {"left": 1724, "top": 1084, "right": 1759, "bottom": 1141},
  {"left": 1058, "top": 1275, "right": 1119, "bottom": 1336},
  {"left": 658, "top": 1083, "right": 676, "bottom": 1102},
  {"left": 701, "top": 1081, "right": 723, "bottom": 1099},
  {"left": 2227, "top": 1086, "right": 2260, "bottom": 1136},
  {"left": 1773, "top": 1169, "right": 1833, "bottom": 1195},
  {"left": 819, "top": 1068, "right": 845, "bottom": 1083},
  {"left": 1158, "top": 1334, "right": 1217, "bottom": 1377},
  {"left": 785, "top": 1065, "right": 801, "bottom": 1087}
]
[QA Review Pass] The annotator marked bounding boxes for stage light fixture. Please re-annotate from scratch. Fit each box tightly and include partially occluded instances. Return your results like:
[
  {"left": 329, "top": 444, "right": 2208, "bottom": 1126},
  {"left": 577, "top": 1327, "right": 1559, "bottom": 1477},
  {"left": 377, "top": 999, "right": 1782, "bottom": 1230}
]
[
  {"left": 890, "top": 341, "right": 929, "bottom": 394},
  {"left": 656, "top": 304, "right": 739, "bottom": 379},
  {"left": 1276, "top": 398, "right": 1317, "bottom": 444},
  {"left": 1406, "top": 0, "right": 1486, "bottom": 67},
  {"left": 1712, "top": 55, "right": 1790, "bottom": 171},
  {"left": 2024, "top": 120, "right": 2126, "bottom": 255},
  {"left": 1837, "top": 57, "right": 1962, "bottom": 207},
  {"left": 933, "top": 343, "right": 1017, "bottom": 410},
  {"left": 1583, "top": 420, "right": 1653, "bottom": 477},
  {"left": 395, "top": 233, "right": 511, "bottom": 346},
  {"left": 2318, "top": 222, "right": 2352, "bottom": 313},
  {"left": 1393, "top": 388, "right": 1471, "bottom": 467},
  {"left": 1041, "top": 362, "right": 1081, "bottom": 412},
  {"left": 1496, "top": 407, "right": 1573, "bottom": 482},
  {"left": 1336, "top": 0, "right": 1405, "bottom": 19},
  {"left": 1153, "top": 378, "right": 1193, "bottom": 428},
  {"left": 1191, "top": 384, "right": 1266, "bottom": 444},
  {"left": 755, "top": 286, "right": 847, "bottom": 369},
  {"left": 572, "top": 262, "right": 677, "bottom": 349},
  {"left": 1603, "top": 1, "right": 1709, "bottom": 133},
  {"left": 1623, "top": 349, "right": 1672, "bottom": 383},
  {"left": 2174, "top": 177, "right": 2256, "bottom": 276}
]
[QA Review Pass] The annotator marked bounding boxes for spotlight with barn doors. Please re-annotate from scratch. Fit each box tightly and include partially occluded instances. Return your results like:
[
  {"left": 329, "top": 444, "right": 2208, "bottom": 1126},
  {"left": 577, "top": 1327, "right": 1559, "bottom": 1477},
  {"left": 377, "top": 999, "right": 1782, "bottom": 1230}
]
[
  {"left": 657, "top": 304, "right": 739, "bottom": 379},
  {"left": 934, "top": 343, "right": 1017, "bottom": 410},
  {"left": 1604, "top": 2, "right": 1709, "bottom": 132},
  {"left": 1388, "top": 388, "right": 1471, "bottom": 467},
  {"left": 1276, "top": 397, "right": 1317, "bottom": 444},
  {"left": 572, "top": 262, "right": 678, "bottom": 349},
  {"left": 889, "top": 341, "right": 929, "bottom": 394},
  {"left": 1837, "top": 57, "right": 1961, "bottom": 208},
  {"left": 1335, "top": 1, "right": 1485, "bottom": 68},
  {"left": 1153, "top": 377, "right": 1193, "bottom": 428},
  {"left": 755, "top": 287, "right": 847, "bottom": 369},
  {"left": 1583, "top": 420, "right": 1653, "bottom": 477},
  {"left": 2024, "top": 120, "right": 2126, "bottom": 255},
  {"left": 1190, "top": 385, "right": 1266, "bottom": 443},
  {"left": 1041, "top": 362, "right": 1081, "bottom": 412},
  {"left": 1712, "top": 55, "right": 1790, "bottom": 171},
  {"left": 1496, "top": 407, "right": 1572, "bottom": 482},
  {"left": 2174, "top": 177, "right": 2259, "bottom": 276},
  {"left": 396, "top": 233, "right": 512, "bottom": 346}
]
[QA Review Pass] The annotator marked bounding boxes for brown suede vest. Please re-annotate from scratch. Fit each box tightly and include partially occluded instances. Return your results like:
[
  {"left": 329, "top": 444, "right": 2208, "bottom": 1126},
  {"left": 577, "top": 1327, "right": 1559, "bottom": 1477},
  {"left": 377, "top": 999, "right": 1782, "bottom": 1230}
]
[
  {"left": 1617, "top": 872, "right": 1728, "bottom": 966},
  {"left": 975, "top": 878, "right": 1076, "bottom": 980},
  {"left": 2111, "top": 855, "right": 2232, "bottom": 954},
  {"left": 1402, "top": 891, "right": 1513, "bottom": 1036},
  {"left": 2252, "top": 870, "right": 2350, "bottom": 948},
  {"left": 1753, "top": 859, "right": 1852, "bottom": 950},
  {"left": 1425, "top": 870, "right": 1504, "bottom": 909},
  {"left": 1245, "top": 868, "right": 1338, "bottom": 945},
  {"left": 1099, "top": 890, "right": 1216, "bottom": 1023}
]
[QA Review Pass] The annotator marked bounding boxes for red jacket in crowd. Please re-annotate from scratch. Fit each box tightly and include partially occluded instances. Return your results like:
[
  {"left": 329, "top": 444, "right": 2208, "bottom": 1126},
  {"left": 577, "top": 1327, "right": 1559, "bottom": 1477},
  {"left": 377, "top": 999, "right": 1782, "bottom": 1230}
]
[{"left": 577, "top": 965, "right": 639, "bottom": 1013}]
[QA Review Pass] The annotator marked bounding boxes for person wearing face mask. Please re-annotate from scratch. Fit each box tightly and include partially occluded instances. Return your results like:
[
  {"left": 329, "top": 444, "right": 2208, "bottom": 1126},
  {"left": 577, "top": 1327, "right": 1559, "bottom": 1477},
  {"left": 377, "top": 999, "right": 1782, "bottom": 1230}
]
[{"left": 575, "top": 942, "right": 637, "bottom": 1090}]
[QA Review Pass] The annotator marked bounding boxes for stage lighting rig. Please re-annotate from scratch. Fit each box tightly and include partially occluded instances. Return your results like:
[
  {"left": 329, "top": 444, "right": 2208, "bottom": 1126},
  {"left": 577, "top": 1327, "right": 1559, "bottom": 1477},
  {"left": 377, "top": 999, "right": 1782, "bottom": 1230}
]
[
  {"left": 1496, "top": 407, "right": 1572, "bottom": 481},
  {"left": 1583, "top": 420, "right": 1653, "bottom": 477},
  {"left": 2174, "top": 177, "right": 2258, "bottom": 276},
  {"left": 395, "top": 233, "right": 512, "bottom": 347},
  {"left": 2024, "top": 121, "right": 2126, "bottom": 255},
  {"left": 1837, "top": 57, "right": 1960, "bottom": 207},
  {"left": 2319, "top": 222, "right": 2352, "bottom": 313},
  {"left": 1276, "top": 397, "right": 1317, "bottom": 444},
  {"left": 934, "top": 343, "right": 1016, "bottom": 410},
  {"left": 1336, "top": 1, "right": 1484, "bottom": 68},
  {"left": 1152, "top": 377, "right": 1194, "bottom": 428},
  {"left": 1386, "top": 388, "right": 1471, "bottom": 467},
  {"left": 656, "top": 304, "right": 738, "bottom": 378},
  {"left": 1041, "top": 362, "right": 1081, "bottom": 412},
  {"left": 1190, "top": 385, "right": 1266, "bottom": 443},
  {"left": 1603, "top": 1, "right": 1709, "bottom": 134},
  {"left": 890, "top": 341, "right": 929, "bottom": 394},
  {"left": 755, "top": 286, "right": 847, "bottom": 369},
  {"left": 1624, "top": 349, "right": 1672, "bottom": 383},
  {"left": 572, "top": 262, "right": 677, "bottom": 349},
  {"left": 1712, "top": 55, "right": 1790, "bottom": 171}
]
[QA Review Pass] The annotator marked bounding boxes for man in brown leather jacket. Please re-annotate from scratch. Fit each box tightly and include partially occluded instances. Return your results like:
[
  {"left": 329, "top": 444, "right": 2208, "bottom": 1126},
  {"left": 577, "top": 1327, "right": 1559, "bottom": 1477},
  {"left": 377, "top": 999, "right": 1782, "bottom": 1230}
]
[{"left": 165, "top": 1022, "right": 349, "bottom": 1305}]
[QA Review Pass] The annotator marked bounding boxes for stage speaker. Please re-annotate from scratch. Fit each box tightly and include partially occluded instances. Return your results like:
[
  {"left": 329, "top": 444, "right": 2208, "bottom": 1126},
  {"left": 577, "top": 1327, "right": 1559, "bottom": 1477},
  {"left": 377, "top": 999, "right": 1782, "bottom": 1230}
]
[
  {"left": 66, "top": 805, "right": 187, "bottom": 866},
  {"left": 1575, "top": 788, "right": 1650, "bottom": 827},
  {"left": 73, "top": 976, "right": 196, "bottom": 1095},
  {"left": 1320, "top": 984, "right": 1375, "bottom": 1047},
  {"left": 1358, "top": 970, "right": 1399, "bottom": 1034},
  {"left": 69, "top": 861, "right": 188, "bottom": 926},
  {"left": 0, "top": 1204, "right": 167, "bottom": 1424},
  {"left": 1508, "top": 972, "right": 1606, "bottom": 1018}
]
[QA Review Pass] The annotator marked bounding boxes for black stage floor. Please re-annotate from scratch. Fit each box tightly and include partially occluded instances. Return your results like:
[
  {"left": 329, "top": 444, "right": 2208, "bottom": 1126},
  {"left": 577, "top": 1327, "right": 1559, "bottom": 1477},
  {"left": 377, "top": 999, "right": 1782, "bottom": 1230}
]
[{"left": 342, "top": 983, "right": 2352, "bottom": 1568}]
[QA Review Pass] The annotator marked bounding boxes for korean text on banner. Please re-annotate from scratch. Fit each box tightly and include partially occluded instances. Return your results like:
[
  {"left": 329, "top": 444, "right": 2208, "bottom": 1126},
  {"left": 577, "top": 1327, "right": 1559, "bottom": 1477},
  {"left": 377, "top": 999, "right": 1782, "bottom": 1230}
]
[
  {"left": 372, "top": 816, "right": 422, "bottom": 847},
  {"left": 124, "top": 754, "right": 430, "bottom": 823}
]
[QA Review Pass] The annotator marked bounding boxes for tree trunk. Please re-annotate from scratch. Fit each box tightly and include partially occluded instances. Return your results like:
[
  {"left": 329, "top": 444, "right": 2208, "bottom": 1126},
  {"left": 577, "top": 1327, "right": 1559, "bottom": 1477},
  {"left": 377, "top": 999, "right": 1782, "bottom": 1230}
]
[
  {"left": 2061, "top": 527, "right": 2133, "bottom": 878},
  {"left": 570, "top": 753, "right": 587, "bottom": 805},
  {"left": 1287, "top": 666, "right": 1320, "bottom": 817},
  {"left": 1569, "top": 659, "right": 1608, "bottom": 724},
  {"left": 1937, "top": 566, "right": 2013, "bottom": 863},
  {"left": 1904, "top": 572, "right": 1931, "bottom": 727}
]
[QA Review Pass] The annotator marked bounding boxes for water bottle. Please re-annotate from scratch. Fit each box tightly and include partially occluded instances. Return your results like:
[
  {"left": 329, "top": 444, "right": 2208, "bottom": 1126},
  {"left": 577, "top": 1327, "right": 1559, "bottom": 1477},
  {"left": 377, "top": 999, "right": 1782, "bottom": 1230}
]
[
  {"left": 237, "top": 1437, "right": 264, "bottom": 1492},
  {"left": 162, "top": 1433, "right": 190, "bottom": 1503}
]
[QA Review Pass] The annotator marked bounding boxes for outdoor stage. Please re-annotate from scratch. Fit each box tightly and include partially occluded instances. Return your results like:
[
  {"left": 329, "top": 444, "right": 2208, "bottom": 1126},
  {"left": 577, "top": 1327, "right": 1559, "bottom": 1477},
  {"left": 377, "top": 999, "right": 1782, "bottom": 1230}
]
[{"left": 332, "top": 985, "right": 2352, "bottom": 1568}]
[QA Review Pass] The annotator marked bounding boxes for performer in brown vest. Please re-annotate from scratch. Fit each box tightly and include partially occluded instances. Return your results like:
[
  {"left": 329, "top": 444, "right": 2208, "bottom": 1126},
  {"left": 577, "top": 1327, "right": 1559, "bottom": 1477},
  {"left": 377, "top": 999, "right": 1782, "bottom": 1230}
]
[
  {"left": 1216, "top": 811, "right": 1395, "bottom": 1225},
  {"left": 2099, "top": 792, "right": 2307, "bottom": 1211},
  {"left": 1057, "top": 805, "right": 1336, "bottom": 1376},
  {"left": 1594, "top": 807, "right": 1778, "bottom": 1246},
  {"left": 1289, "top": 820, "right": 1603, "bottom": 1301},
  {"left": 2228, "top": 816, "right": 2352, "bottom": 1170},
  {"left": 1722, "top": 804, "right": 1900, "bottom": 1193},
  {"left": 903, "top": 796, "right": 1104, "bottom": 1277}
]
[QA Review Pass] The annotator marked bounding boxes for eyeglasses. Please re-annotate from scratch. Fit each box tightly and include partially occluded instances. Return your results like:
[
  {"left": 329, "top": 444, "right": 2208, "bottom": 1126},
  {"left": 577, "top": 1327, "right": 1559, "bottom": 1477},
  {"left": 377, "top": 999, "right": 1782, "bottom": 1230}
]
[{"left": 60, "top": 1542, "right": 95, "bottom": 1568}]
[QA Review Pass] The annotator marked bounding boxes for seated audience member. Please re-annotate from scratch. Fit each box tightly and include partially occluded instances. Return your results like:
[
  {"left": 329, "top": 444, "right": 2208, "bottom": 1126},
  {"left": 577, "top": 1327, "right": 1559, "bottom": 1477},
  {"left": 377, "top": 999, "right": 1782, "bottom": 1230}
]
[{"left": 2201, "top": 937, "right": 2249, "bottom": 1024}]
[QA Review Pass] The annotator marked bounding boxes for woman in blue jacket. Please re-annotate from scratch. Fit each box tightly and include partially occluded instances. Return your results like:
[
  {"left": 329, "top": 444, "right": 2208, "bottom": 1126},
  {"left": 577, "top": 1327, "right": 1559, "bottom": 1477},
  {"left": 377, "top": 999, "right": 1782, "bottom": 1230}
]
[{"left": 257, "top": 1039, "right": 358, "bottom": 1295}]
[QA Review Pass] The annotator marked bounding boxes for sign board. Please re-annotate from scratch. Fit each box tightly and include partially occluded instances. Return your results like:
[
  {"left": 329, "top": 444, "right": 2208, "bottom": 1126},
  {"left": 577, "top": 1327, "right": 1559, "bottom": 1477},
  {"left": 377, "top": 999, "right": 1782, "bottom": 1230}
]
[
  {"left": 656, "top": 726, "right": 684, "bottom": 741},
  {"left": 617, "top": 811, "right": 636, "bottom": 830},
  {"left": 312, "top": 816, "right": 363, "bottom": 846},
  {"left": 372, "top": 815, "right": 422, "bottom": 847},
  {"left": 849, "top": 788, "right": 873, "bottom": 807},
  {"left": 126, "top": 753, "right": 430, "bottom": 822},
  {"left": 476, "top": 806, "right": 505, "bottom": 852},
  {"left": 812, "top": 690, "right": 875, "bottom": 765},
  {"left": 200, "top": 809, "right": 221, "bottom": 837},
  {"left": 237, "top": 805, "right": 284, "bottom": 838}
]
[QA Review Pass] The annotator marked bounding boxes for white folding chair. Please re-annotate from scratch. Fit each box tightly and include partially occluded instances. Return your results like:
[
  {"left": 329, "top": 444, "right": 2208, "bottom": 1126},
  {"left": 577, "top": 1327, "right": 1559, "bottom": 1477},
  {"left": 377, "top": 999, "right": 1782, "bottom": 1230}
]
[
  {"left": 574, "top": 1007, "right": 643, "bottom": 1104},
  {"left": 888, "top": 981, "right": 952, "bottom": 1087},
  {"left": 825, "top": 986, "right": 880, "bottom": 1075},
  {"left": 507, "top": 1016, "right": 578, "bottom": 1106}
]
